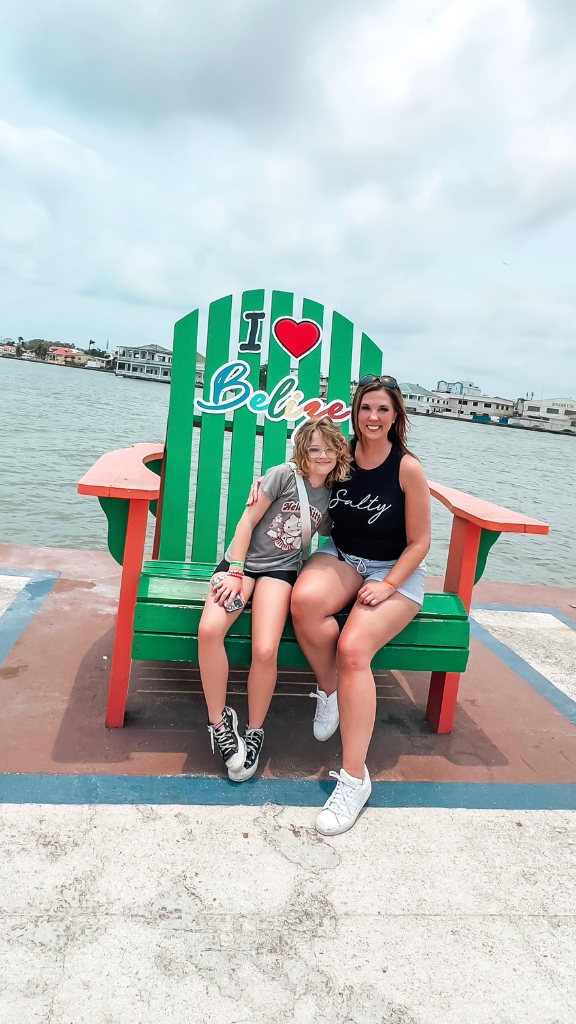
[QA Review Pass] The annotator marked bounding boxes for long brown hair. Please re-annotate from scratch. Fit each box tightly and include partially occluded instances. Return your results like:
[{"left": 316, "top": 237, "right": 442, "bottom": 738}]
[
  {"left": 350, "top": 381, "right": 413, "bottom": 457},
  {"left": 291, "top": 417, "right": 351, "bottom": 488}
]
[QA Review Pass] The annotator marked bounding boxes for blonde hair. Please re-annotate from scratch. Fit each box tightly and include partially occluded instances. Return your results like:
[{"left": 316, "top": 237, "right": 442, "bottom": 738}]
[{"left": 291, "top": 417, "right": 351, "bottom": 488}]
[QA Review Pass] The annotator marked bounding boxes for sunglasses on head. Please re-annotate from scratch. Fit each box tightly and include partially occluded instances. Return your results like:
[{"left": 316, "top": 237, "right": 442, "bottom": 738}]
[{"left": 358, "top": 374, "right": 400, "bottom": 390}]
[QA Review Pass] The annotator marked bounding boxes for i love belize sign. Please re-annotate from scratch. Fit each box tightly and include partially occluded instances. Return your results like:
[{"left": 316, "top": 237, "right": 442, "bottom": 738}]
[{"left": 195, "top": 314, "right": 351, "bottom": 425}]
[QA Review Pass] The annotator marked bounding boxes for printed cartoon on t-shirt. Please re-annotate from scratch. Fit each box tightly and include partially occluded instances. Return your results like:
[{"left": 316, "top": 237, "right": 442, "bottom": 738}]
[{"left": 266, "top": 501, "right": 323, "bottom": 553}]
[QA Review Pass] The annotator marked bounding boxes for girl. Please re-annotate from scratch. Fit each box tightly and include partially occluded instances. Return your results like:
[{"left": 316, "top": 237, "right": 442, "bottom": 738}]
[{"left": 197, "top": 417, "right": 351, "bottom": 782}]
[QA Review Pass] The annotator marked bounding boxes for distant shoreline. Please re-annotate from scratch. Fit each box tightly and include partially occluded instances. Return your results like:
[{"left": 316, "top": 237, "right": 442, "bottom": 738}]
[
  {"left": 1, "top": 353, "right": 113, "bottom": 372},
  {"left": 2, "top": 352, "right": 574, "bottom": 437}
]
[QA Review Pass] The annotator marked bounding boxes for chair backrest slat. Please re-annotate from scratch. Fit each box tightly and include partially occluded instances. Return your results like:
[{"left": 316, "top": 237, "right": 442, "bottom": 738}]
[
  {"left": 359, "top": 332, "right": 383, "bottom": 378},
  {"left": 190, "top": 295, "right": 233, "bottom": 562},
  {"left": 261, "top": 290, "right": 293, "bottom": 474},
  {"left": 158, "top": 310, "right": 198, "bottom": 561},
  {"left": 224, "top": 288, "right": 265, "bottom": 548},
  {"left": 297, "top": 298, "right": 323, "bottom": 407},
  {"left": 326, "top": 311, "right": 354, "bottom": 402},
  {"left": 326, "top": 311, "right": 354, "bottom": 435}
]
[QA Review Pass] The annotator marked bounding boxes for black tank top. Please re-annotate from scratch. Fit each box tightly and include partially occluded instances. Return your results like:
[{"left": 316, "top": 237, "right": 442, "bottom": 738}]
[{"left": 329, "top": 445, "right": 407, "bottom": 561}]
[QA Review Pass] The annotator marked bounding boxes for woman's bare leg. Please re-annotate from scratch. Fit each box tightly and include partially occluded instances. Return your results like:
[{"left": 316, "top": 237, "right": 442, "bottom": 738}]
[
  {"left": 336, "top": 593, "right": 419, "bottom": 778},
  {"left": 290, "top": 554, "right": 362, "bottom": 695},
  {"left": 246, "top": 578, "right": 293, "bottom": 729},
  {"left": 197, "top": 578, "right": 255, "bottom": 723}
]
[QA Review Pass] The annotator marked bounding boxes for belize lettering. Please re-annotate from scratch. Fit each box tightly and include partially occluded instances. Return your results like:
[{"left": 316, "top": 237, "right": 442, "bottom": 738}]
[
  {"left": 196, "top": 360, "right": 350, "bottom": 424},
  {"left": 329, "top": 489, "right": 392, "bottom": 525}
]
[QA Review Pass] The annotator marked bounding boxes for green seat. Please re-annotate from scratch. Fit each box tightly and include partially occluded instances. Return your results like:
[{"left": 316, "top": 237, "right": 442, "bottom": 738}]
[
  {"left": 132, "top": 560, "right": 470, "bottom": 673},
  {"left": 78, "top": 288, "right": 548, "bottom": 735}
]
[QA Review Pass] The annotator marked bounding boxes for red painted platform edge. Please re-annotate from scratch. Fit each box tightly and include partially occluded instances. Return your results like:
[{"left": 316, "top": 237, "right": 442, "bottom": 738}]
[
  {"left": 77, "top": 442, "right": 164, "bottom": 500},
  {"left": 427, "top": 480, "right": 549, "bottom": 534}
]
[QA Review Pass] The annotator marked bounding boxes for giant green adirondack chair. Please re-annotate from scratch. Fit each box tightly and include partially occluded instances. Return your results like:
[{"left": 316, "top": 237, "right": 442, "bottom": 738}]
[{"left": 78, "top": 290, "right": 548, "bottom": 733}]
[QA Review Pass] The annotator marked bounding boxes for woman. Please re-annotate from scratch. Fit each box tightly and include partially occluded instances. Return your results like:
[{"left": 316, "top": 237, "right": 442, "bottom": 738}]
[
  {"left": 291, "top": 375, "right": 430, "bottom": 835},
  {"left": 198, "top": 417, "right": 351, "bottom": 782}
]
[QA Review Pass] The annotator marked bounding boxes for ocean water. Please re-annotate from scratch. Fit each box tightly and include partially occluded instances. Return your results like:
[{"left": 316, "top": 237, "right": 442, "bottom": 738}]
[{"left": 1, "top": 357, "right": 574, "bottom": 587}]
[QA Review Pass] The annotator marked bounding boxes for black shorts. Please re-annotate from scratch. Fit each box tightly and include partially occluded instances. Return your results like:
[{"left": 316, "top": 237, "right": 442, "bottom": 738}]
[{"left": 216, "top": 560, "right": 297, "bottom": 587}]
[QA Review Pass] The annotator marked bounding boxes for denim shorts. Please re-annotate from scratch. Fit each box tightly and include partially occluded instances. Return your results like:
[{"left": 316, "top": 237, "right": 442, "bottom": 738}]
[{"left": 318, "top": 536, "right": 426, "bottom": 606}]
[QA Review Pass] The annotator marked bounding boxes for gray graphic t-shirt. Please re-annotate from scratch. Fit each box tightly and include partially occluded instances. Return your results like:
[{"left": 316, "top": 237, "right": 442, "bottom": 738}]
[{"left": 244, "top": 463, "right": 331, "bottom": 573}]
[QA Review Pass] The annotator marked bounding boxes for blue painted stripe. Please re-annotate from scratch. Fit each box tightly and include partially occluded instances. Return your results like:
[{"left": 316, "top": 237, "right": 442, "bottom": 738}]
[
  {"left": 472, "top": 603, "right": 576, "bottom": 630},
  {"left": 0, "top": 571, "right": 59, "bottom": 664},
  {"left": 469, "top": 618, "right": 576, "bottom": 725},
  {"left": 0, "top": 774, "right": 575, "bottom": 809}
]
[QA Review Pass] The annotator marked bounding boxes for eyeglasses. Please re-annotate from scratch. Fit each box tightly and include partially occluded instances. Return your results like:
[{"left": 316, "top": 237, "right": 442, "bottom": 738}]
[
  {"left": 307, "top": 446, "right": 337, "bottom": 457},
  {"left": 358, "top": 374, "right": 400, "bottom": 390}
]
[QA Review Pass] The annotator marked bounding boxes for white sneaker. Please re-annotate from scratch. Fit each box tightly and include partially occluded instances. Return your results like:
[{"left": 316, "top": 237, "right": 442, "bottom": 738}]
[
  {"left": 228, "top": 728, "right": 264, "bottom": 783},
  {"left": 309, "top": 688, "right": 339, "bottom": 741},
  {"left": 315, "top": 766, "right": 371, "bottom": 836}
]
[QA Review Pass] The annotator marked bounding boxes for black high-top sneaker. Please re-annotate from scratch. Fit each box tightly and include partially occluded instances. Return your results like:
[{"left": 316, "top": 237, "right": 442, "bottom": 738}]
[
  {"left": 227, "top": 728, "right": 264, "bottom": 782},
  {"left": 207, "top": 706, "right": 246, "bottom": 772}
]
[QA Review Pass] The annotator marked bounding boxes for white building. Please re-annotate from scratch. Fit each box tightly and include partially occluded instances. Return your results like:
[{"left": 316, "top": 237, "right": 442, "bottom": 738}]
[
  {"left": 116, "top": 345, "right": 173, "bottom": 382},
  {"left": 400, "top": 384, "right": 449, "bottom": 414},
  {"left": 436, "top": 379, "right": 481, "bottom": 397},
  {"left": 434, "top": 393, "right": 515, "bottom": 420},
  {"left": 116, "top": 345, "right": 205, "bottom": 385},
  {"left": 513, "top": 397, "right": 576, "bottom": 433}
]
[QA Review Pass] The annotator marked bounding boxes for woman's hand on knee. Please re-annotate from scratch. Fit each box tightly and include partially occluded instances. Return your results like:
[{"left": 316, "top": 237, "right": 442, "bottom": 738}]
[{"left": 356, "top": 580, "right": 396, "bottom": 607}]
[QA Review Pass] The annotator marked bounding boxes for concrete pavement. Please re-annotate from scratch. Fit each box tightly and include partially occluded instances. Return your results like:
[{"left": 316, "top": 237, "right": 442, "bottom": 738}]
[{"left": 1, "top": 802, "right": 575, "bottom": 1023}]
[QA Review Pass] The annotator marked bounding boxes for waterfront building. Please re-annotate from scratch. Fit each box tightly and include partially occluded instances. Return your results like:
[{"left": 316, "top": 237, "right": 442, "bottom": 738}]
[
  {"left": 400, "top": 384, "right": 449, "bottom": 414},
  {"left": 435, "top": 392, "right": 515, "bottom": 420},
  {"left": 115, "top": 344, "right": 172, "bottom": 381},
  {"left": 46, "top": 346, "right": 88, "bottom": 366},
  {"left": 436, "top": 378, "right": 481, "bottom": 396},
  {"left": 115, "top": 344, "right": 205, "bottom": 385},
  {"left": 1, "top": 343, "right": 16, "bottom": 356},
  {"left": 85, "top": 356, "right": 113, "bottom": 370},
  {"left": 512, "top": 397, "right": 576, "bottom": 434}
]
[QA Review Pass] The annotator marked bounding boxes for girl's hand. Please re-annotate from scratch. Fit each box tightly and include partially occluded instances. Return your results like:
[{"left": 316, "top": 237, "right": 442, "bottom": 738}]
[
  {"left": 212, "top": 573, "right": 244, "bottom": 608},
  {"left": 357, "top": 580, "right": 396, "bottom": 607},
  {"left": 246, "top": 478, "right": 262, "bottom": 507}
]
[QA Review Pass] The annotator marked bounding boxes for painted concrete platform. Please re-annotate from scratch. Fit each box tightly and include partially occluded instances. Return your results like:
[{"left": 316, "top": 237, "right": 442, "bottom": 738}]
[
  {"left": 0, "top": 543, "right": 575, "bottom": 791},
  {"left": 1, "top": 544, "right": 576, "bottom": 1021}
]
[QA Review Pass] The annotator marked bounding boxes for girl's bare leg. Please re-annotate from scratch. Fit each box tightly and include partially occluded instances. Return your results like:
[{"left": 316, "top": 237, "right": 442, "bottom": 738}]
[
  {"left": 336, "top": 593, "right": 419, "bottom": 778},
  {"left": 197, "top": 578, "right": 255, "bottom": 723},
  {"left": 246, "top": 577, "right": 293, "bottom": 729},
  {"left": 290, "top": 554, "right": 361, "bottom": 695}
]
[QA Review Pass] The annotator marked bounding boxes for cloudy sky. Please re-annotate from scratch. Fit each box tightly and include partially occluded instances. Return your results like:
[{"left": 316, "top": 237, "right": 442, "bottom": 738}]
[{"left": 1, "top": 0, "right": 575, "bottom": 399}]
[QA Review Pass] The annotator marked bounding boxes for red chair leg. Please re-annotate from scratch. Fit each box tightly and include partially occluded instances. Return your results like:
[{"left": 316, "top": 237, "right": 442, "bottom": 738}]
[
  {"left": 425, "top": 671, "right": 461, "bottom": 734},
  {"left": 105, "top": 499, "right": 149, "bottom": 728}
]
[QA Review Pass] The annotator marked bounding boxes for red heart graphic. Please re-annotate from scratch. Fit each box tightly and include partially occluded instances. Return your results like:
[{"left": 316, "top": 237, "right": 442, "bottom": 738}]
[{"left": 273, "top": 317, "right": 322, "bottom": 360}]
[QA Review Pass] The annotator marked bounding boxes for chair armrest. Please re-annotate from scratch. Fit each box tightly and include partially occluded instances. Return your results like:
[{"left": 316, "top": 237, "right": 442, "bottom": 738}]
[
  {"left": 427, "top": 481, "right": 548, "bottom": 535},
  {"left": 78, "top": 443, "right": 164, "bottom": 500}
]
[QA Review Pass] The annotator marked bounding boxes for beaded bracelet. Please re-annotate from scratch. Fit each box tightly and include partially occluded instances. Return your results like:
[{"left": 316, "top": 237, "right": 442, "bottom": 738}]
[
  {"left": 227, "top": 570, "right": 244, "bottom": 580},
  {"left": 382, "top": 578, "right": 398, "bottom": 590}
]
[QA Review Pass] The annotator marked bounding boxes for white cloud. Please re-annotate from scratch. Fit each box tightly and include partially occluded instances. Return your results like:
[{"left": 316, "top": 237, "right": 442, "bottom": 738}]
[
  {"left": 0, "top": 120, "right": 108, "bottom": 182},
  {"left": 0, "top": 0, "right": 575, "bottom": 398}
]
